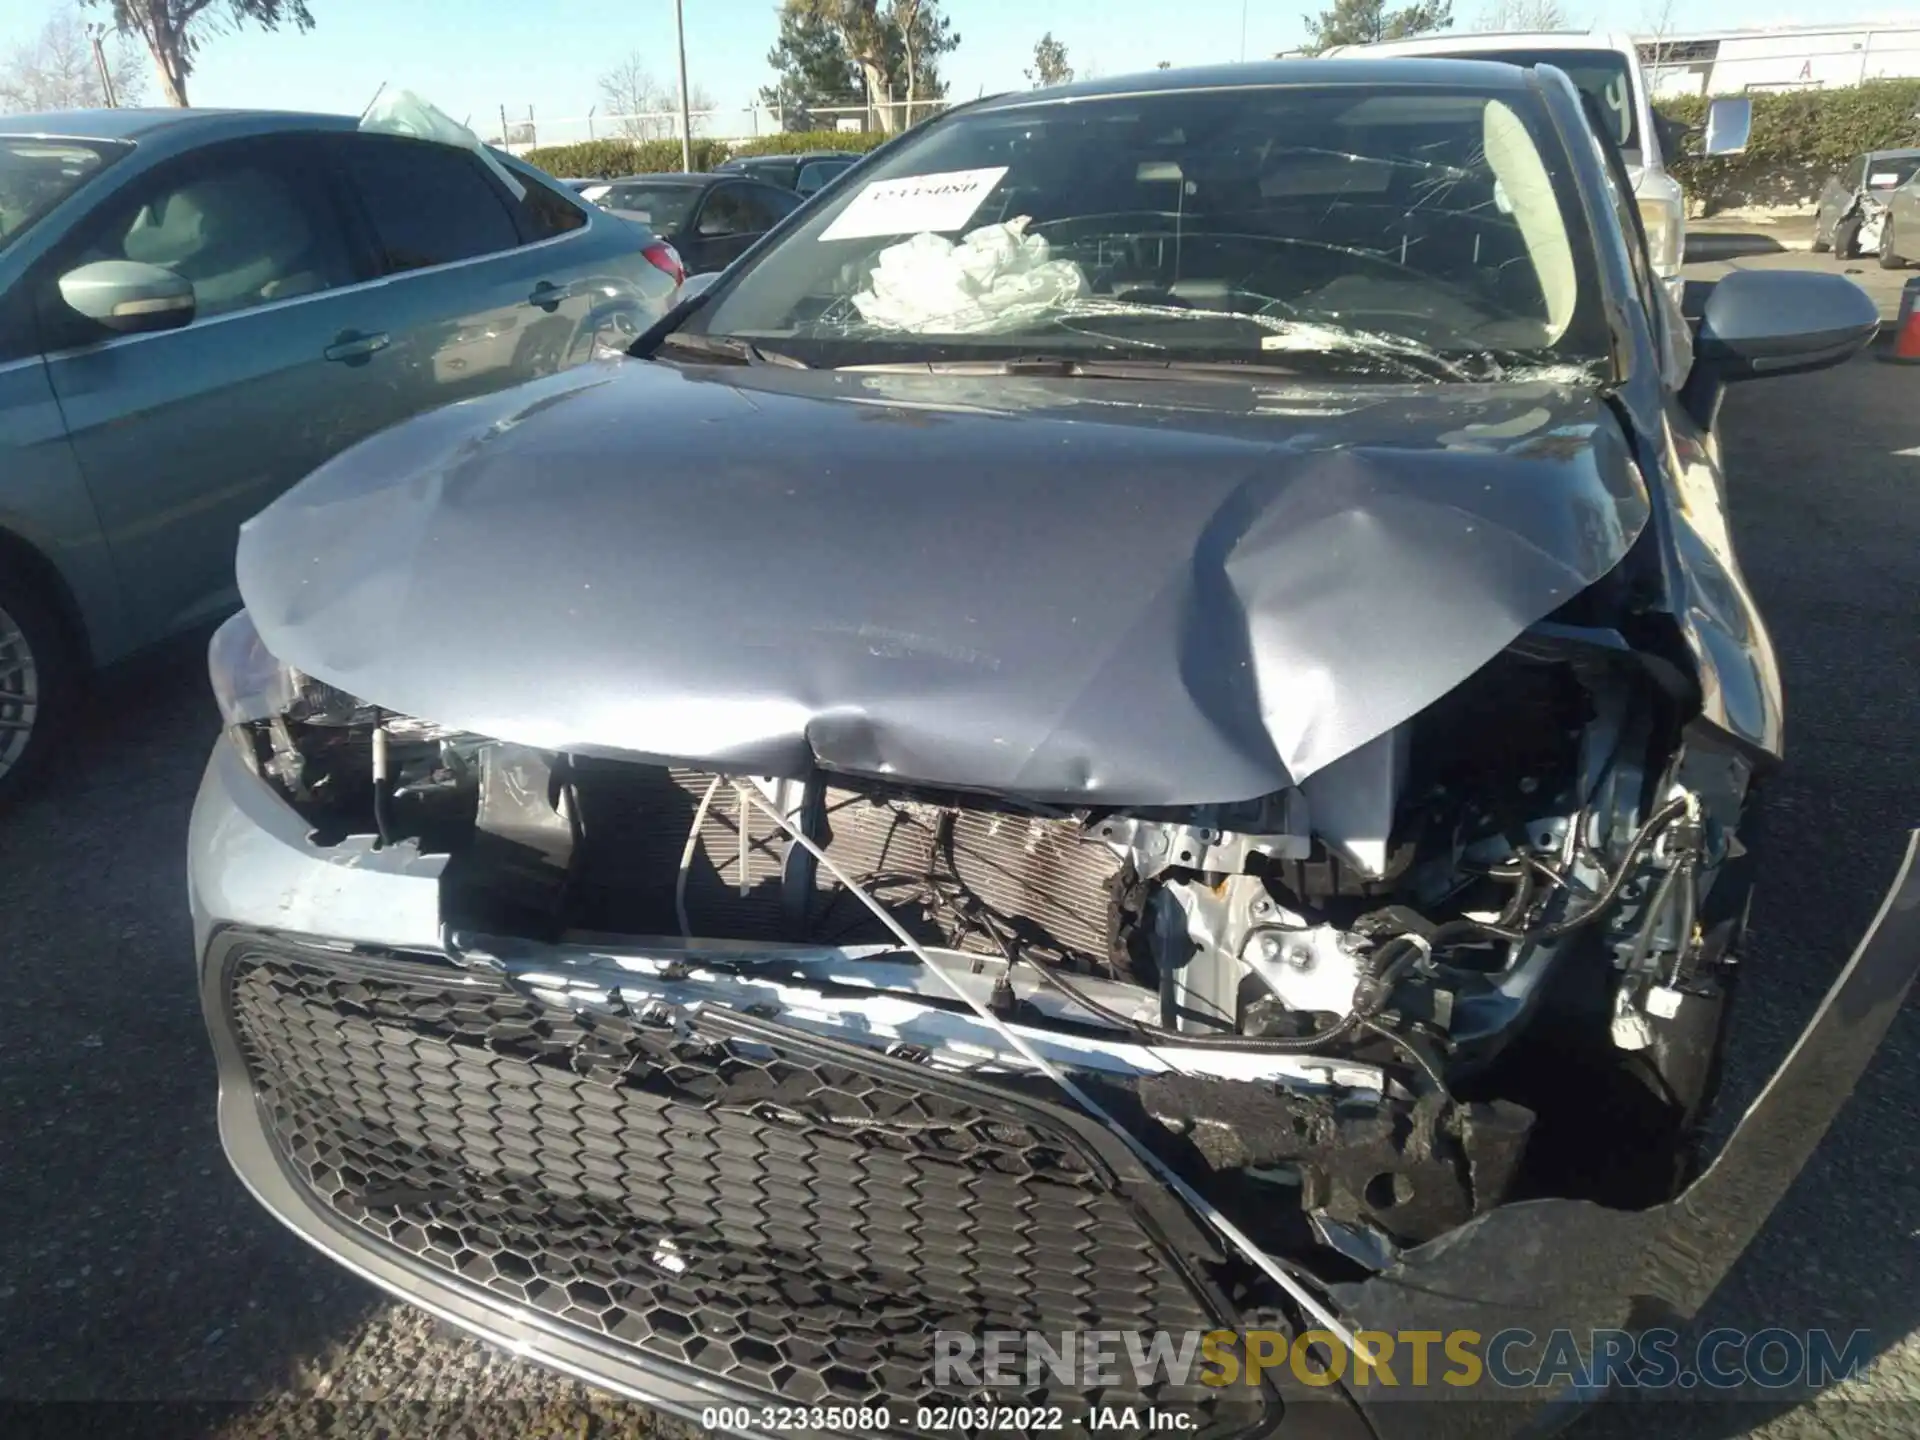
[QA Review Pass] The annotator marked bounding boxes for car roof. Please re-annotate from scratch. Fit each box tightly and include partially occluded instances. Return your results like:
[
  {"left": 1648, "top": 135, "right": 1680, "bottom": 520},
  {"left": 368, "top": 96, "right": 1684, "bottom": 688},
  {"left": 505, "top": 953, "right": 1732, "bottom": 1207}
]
[
  {"left": 606, "top": 172, "right": 717, "bottom": 187},
  {"left": 1325, "top": 30, "right": 1639, "bottom": 58},
  {"left": 977, "top": 56, "right": 1538, "bottom": 111},
  {"left": 0, "top": 108, "right": 360, "bottom": 144},
  {"left": 1867, "top": 147, "right": 1920, "bottom": 160}
]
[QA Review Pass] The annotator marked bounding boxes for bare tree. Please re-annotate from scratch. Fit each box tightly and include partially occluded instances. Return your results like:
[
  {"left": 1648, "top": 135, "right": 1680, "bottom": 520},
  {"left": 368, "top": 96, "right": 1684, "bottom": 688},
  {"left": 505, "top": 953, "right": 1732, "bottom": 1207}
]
[
  {"left": 1640, "top": 0, "right": 1678, "bottom": 74},
  {"left": 86, "top": 0, "right": 315, "bottom": 108},
  {"left": 1474, "top": 0, "right": 1567, "bottom": 28},
  {"left": 598, "top": 53, "right": 668, "bottom": 139},
  {"left": 2, "top": 3, "right": 148, "bottom": 112},
  {"left": 595, "top": 52, "right": 715, "bottom": 141}
]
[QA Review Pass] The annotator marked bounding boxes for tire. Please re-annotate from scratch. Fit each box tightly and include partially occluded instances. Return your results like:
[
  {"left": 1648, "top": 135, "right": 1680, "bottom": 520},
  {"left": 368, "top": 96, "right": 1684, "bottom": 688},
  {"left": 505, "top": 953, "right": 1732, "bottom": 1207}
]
[
  {"left": 1833, "top": 215, "right": 1861, "bottom": 260},
  {"left": 1879, "top": 215, "right": 1905, "bottom": 269},
  {"left": 0, "top": 571, "right": 81, "bottom": 809}
]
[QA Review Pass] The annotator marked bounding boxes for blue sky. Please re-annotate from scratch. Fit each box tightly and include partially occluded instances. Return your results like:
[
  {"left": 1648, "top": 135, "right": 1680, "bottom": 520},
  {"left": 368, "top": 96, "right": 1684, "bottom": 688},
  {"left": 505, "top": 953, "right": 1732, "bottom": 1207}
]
[{"left": 3, "top": 0, "right": 1872, "bottom": 137}]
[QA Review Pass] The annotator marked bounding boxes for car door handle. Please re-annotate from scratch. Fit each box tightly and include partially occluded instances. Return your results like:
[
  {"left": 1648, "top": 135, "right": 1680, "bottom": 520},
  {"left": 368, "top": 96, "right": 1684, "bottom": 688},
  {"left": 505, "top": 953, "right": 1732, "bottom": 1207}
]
[
  {"left": 323, "top": 331, "right": 390, "bottom": 363},
  {"left": 527, "top": 282, "right": 577, "bottom": 309}
]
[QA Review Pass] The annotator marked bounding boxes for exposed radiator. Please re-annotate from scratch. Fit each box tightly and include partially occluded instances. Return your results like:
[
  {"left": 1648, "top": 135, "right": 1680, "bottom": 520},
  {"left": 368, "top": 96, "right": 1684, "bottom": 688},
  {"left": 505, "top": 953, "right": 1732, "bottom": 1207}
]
[{"left": 565, "top": 763, "right": 1123, "bottom": 970}]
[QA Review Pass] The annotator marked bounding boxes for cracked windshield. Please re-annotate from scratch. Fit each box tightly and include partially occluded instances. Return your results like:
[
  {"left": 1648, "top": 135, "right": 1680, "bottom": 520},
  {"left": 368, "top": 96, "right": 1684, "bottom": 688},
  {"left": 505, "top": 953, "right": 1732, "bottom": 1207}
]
[{"left": 691, "top": 83, "right": 1608, "bottom": 380}]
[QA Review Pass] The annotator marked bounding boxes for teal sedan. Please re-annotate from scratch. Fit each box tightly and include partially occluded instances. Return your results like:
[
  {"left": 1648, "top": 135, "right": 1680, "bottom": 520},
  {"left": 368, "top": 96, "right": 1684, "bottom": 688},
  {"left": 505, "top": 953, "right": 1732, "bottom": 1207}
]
[{"left": 0, "top": 109, "right": 683, "bottom": 802}]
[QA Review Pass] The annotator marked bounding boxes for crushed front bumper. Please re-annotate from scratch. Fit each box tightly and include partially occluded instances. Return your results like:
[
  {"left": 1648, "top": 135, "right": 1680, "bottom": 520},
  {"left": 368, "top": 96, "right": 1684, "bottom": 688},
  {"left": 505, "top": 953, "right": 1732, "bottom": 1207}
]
[{"left": 191, "top": 744, "right": 1920, "bottom": 1437}]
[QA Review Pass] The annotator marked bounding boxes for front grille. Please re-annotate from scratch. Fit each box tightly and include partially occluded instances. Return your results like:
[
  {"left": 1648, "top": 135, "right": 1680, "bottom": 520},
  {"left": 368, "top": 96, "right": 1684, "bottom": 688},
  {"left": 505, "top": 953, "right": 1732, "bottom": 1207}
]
[{"left": 221, "top": 939, "right": 1273, "bottom": 1436}]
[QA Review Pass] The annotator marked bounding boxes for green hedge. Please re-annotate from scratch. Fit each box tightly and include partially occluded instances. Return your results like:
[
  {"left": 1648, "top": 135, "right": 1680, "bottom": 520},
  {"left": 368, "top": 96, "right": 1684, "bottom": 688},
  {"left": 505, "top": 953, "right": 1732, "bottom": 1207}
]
[
  {"left": 1665, "top": 78, "right": 1920, "bottom": 213},
  {"left": 521, "top": 137, "right": 733, "bottom": 178},
  {"left": 523, "top": 129, "right": 891, "bottom": 180},
  {"left": 727, "top": 130, "right": 892, "bottom": 158}
]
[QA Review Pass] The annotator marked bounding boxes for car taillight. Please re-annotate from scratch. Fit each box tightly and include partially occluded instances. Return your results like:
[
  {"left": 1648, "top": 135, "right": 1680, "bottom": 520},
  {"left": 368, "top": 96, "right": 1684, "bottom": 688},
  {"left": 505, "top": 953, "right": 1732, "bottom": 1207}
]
[
  {"left": 642, "top": 241, "right": 685, "bottom": 286},
  {"left": 1636, "top": 194, "right": 1684, "bottom": 280}
]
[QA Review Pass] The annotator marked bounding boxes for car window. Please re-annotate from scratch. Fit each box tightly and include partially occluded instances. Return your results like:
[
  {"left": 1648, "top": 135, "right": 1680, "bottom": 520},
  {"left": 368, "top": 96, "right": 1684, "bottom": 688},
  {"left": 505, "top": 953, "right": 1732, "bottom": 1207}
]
[
  {"left": 698, "top": 185, "right": 763, "bottom": 236},
  {"left": 1867, "top": 155, "right": 1920, "bottom": 190},
  {"left": 50, "top": 138, "right": 357, "bottom": 326},
  {"left": 492, "top": 153, "right": 591, "bottom": 240},
  {"left": 335, "top": 135, "right": 522, "bottom": 272},
  {"left": 689, "top": 83, "right": 1608, "bottom": 379},
  {"left": 742, "top": 185, "right": 798, "bottom": 228},
  {"left": 1, "top": 137, "right": 130, "bottom": 253},
  {"left": 1441, "top": 49, "right": 1641, "bottom": 157},
  {"left": 602, "top": 184, "right": 701, "bottom": 230},
  {"left": 743, "top": 158, "right": 799, "bottom": 190},
  {"left": 797, "top": 159, "right": 852, "bottom": 195}
]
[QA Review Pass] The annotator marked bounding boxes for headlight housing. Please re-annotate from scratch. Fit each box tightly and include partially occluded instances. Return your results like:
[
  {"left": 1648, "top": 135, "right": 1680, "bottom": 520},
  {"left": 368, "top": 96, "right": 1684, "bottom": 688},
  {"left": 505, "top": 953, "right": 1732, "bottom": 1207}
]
[
  {"left": 209, "top": 610, "right": 479, "bottom": 845},
  {"left": 1637, "top": 194, "right": 1684, "bottom": 280},
  {"left": 209, "top": 610, "right": 456, "bottom": 737},
  {"left": 209, "top": 608, "right": 355, "bottom": 727}
]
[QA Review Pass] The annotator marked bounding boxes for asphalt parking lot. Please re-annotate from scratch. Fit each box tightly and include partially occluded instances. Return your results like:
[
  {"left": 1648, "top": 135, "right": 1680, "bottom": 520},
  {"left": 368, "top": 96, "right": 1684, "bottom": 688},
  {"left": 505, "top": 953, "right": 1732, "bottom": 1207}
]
[{"left": 1, "top": 255, "right": 1916, "bottom": 1440}]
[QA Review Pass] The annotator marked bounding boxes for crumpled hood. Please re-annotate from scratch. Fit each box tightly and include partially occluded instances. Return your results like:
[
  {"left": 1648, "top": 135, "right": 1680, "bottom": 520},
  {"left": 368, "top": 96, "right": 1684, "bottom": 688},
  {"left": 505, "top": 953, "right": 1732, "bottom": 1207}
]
[{"left": 237, "top": 356, "right": 1648, "bottom": 806}]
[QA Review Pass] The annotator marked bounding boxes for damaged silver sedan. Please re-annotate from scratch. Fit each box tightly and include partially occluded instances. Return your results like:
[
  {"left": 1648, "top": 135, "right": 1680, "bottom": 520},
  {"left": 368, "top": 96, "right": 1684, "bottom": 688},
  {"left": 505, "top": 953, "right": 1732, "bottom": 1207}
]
[{"left": 193, "top": 59, "right": 1915, "bottom": 1439}]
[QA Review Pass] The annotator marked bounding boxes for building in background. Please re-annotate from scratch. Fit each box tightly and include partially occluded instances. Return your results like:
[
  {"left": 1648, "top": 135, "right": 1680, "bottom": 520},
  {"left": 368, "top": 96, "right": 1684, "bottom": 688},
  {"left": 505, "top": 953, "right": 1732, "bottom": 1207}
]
[{"left": 1638, "top": 23, "right": 1920, "bottom": 97}]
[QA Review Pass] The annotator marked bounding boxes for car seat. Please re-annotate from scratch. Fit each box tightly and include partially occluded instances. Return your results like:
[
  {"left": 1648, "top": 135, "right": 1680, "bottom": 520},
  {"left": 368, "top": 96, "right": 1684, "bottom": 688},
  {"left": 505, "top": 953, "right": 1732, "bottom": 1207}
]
[{"left": 120, "top": 169, "right": 333, "bottom": 316}]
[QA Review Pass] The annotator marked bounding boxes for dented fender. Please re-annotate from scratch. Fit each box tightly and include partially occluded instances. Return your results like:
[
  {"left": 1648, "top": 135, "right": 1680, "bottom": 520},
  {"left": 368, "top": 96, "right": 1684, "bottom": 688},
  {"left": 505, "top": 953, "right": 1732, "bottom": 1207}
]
[{"left": 1330, "top": 832, "right": 1920, "bottom": 1435}]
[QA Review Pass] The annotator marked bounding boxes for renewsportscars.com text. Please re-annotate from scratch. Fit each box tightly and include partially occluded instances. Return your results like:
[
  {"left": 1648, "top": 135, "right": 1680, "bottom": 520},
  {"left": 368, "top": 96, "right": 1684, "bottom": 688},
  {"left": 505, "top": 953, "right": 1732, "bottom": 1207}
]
[{"left": 934, "top": 1326, "right": 1873, "bottom": 1392}]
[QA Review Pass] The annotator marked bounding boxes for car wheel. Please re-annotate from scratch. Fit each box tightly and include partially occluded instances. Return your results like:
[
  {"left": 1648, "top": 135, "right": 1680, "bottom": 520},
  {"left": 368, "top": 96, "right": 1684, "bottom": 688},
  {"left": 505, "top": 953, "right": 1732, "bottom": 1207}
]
[
  {"left": 0, "top": 574, "right": 80, "bottom": 808},
  {"left": 1834, "top": 215, "right": 1861, "bottom": 260},
  {"left": 1879, "top": 215, "right": 1904, "bottom": 269}
]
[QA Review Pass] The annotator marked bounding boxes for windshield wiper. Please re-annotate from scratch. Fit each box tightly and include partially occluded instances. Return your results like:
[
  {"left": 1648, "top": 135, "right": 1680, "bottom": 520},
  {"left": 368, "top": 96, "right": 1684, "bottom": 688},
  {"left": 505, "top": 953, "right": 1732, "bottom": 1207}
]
[
  {"left": 655, "top": 332, "right": 809, "bottom": 368},
  {"left": 837, "top": 356, "right": 1298, "bottom": 380}
]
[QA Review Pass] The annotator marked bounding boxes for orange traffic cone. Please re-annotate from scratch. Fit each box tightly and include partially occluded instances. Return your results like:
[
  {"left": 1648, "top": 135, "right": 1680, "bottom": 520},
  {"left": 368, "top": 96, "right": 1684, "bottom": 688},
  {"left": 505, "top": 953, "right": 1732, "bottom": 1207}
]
[{"left": 1889, "top": 276, "right": 1920, "bottom": 364}]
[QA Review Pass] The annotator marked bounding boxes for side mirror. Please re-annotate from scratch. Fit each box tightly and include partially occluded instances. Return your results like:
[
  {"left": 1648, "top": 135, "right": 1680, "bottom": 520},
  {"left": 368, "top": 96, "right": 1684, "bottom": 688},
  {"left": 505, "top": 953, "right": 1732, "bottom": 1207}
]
[
  {"left": 677, "top": 271, "right": 721, "bottom": 301},
  {"left": 1651, "top": 108, "right": 1694, "bottom": 160},
  {"left": 1695, "top": 269, "right": 1878, "bottom": 381},
  {"left": 1702, "top": 97, "right": 1752, "bottom": 157},
  {"left": 57, "top": 259, "right": 195, "bottom": 334}
]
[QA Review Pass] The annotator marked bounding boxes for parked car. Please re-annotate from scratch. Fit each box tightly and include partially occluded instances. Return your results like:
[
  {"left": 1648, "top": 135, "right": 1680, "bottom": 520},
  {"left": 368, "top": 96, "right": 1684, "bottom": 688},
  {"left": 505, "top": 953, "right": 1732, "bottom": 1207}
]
[
  {"left": 1323, "top": 31, "right": 1696, "bottom": 304},
  {"left": 1812, "top": 147, "right": 1920, "bottom": 260},
  {"left": 0, "top": 109, "right": 682, "bottom": 802},
  {"left": 795, "top": 154, "right": 860, "bottom": 197},
  {"left": 1881, "top": 168, "right": 1920, "bottom": 270},
  {"left": 584, "top": 171, "right": 801, "bottom": 273},
  {"left": 194, "top": 61, "right": 1901, "bottom": 1439},
  {"left": 714, "top": 149, "right": 861, "bottom": 192}
]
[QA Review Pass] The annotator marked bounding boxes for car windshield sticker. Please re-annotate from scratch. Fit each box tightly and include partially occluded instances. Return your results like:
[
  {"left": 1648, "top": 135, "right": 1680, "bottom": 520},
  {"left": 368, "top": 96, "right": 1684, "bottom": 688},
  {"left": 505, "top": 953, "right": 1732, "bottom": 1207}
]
[
  {"left": 1870, "top": 171, "right": 1901, "bottom": 187},
  {"left": 819, "top": 167, "right": 1009, "bottom": 242}
]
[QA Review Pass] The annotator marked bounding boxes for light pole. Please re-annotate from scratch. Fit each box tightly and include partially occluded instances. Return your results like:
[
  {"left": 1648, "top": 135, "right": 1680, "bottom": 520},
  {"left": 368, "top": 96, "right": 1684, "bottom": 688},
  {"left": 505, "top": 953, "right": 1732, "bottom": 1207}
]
[
  {"left": 674, "top": 0, "right": 692, "bottom": 170},
  {"left": 87, "top": 22, "right": 118, "bottom": 107}
]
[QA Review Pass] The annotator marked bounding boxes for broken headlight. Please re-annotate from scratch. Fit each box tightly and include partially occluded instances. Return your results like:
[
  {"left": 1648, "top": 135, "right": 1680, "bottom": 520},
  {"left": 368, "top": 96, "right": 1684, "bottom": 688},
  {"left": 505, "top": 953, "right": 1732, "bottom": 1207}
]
[
  {"left": 209, "top": 610, "right": 480, "bottom": 845},
  {"left": 209, "top": 608, "right": 362, "bottom": 728},
  {"left": 209, "top": 610, "right": 461, "bottom": 738}
]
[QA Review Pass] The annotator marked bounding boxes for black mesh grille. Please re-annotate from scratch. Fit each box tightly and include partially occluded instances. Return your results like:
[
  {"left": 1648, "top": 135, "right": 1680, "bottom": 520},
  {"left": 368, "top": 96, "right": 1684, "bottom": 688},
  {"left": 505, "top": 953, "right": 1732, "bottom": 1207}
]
[{"left": 221, "top": 940, "right": 1273, "bottom": 1436}]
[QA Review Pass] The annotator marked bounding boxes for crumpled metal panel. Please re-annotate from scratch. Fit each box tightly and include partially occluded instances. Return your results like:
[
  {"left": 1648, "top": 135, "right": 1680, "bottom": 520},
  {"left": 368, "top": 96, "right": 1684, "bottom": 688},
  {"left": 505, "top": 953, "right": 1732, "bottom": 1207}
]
[
  {"left": 1329, "top": 832, "right": 1920, "bottom": 1439},
  {"left": 237, "top": 357, "right": 1648, "bottom": 805}
]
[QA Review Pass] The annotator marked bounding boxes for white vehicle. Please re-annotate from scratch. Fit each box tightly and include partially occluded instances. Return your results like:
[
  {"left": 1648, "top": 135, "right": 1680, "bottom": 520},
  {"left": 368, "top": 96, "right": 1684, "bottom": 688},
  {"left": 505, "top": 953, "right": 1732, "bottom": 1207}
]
[{"left": 1324, "top": 31, "right": 1691, "bottom": 302}]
